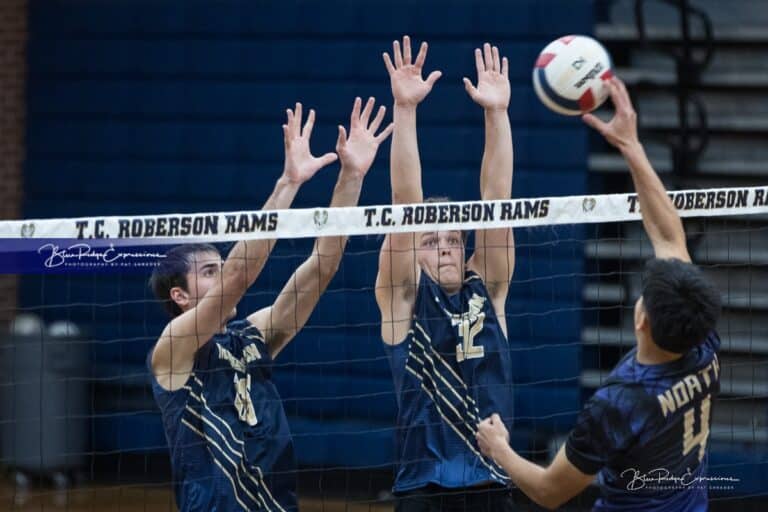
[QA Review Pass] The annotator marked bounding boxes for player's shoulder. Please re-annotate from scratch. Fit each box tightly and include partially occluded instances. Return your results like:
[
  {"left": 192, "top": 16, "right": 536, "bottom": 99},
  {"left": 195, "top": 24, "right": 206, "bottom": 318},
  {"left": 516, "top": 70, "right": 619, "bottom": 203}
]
[{"left": 591, "top": 372, "right": 658, "bottom": 419}]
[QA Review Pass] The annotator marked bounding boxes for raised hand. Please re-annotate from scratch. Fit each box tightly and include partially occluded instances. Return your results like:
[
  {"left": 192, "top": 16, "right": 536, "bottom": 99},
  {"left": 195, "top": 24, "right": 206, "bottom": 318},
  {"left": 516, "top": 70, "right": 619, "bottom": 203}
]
[
  {"left": 336, "top": 97, "right": 394, "bottom": 177},
  {"left": 582, "top": 78, "right": 639, "bottom": 151},
  {"left": 282, "top": 103, "right": 338, "bottom": 185},
  {"left": 383, "top": 35, "right": 442, "bottom": 107},
  {"left": 463, "top": 43, "right": 510, "bottom": 111}
]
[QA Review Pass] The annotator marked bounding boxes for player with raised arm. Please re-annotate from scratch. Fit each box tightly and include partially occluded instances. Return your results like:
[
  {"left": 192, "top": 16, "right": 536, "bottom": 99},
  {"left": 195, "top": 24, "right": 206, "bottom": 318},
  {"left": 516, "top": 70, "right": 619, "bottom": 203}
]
[
  {"left": 148, "top": 98, "right": 392, "bottom": 511},
  {"left": 476, "top": 77, "right": 722, "bottom": 511},
  {"left": 376, "top": 36, "right": 516, "bottom": 510}
]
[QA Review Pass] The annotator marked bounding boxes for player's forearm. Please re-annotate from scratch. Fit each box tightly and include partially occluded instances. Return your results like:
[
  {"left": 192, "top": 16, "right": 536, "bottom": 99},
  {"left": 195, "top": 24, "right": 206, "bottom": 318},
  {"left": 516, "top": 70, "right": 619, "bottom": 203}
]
[
  {"left": 314, "top": 169, "right": 365, "bottom": 280},
  {"left": 225, "top": 176, "right": 301, "bottom": 288},
  {"left": 621, "top": 141, "right": 687, "bottom": 255},
  {"left": 480, "top": 108, "right": 513, "bottom": 200},
  {"left": 492, "top": 445, "right": 563, "bottom": 510},
  {"left": 390, "top": 105, "right": 424, "bottom": 204}
]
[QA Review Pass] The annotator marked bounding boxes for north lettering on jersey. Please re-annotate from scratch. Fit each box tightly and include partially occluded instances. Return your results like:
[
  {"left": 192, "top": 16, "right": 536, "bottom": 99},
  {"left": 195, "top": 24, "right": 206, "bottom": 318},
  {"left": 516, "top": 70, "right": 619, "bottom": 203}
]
[{"left": 657, "top": 354, "right": 720, "bottom": 418}]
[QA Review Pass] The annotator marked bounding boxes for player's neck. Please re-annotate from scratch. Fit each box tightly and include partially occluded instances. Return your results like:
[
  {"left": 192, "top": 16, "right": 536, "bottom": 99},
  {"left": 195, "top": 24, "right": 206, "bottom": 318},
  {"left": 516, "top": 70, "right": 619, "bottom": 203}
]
[{"left": 636, "top": 333, "right": 684, "bottom": 365}]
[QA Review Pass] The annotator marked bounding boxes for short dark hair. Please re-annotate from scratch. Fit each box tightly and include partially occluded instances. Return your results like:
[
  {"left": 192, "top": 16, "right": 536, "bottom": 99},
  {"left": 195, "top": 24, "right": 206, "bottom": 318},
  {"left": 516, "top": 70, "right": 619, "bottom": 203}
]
[
  {"left": 641, "top": 258, "right": 721, "bottom": 354},
  {"left": 149, "top": 243, "right": 220, "bottom": 318},
  {"left": 423, "top": 196, "right": 468, "bottom": 243}
]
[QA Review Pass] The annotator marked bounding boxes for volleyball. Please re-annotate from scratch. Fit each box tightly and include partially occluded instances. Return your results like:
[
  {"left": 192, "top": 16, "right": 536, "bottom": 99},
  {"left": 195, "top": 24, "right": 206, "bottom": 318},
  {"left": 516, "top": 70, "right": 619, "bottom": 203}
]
[{"left": 532, "top": 35, "right": 613, "bottom": 116}]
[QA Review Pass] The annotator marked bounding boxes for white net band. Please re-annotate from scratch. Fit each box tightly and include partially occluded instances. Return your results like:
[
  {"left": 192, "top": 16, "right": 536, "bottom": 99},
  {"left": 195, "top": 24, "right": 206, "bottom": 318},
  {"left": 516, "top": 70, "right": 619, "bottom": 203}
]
[{"left": 3, "top": 185, "right": 768, "bottom": 245}]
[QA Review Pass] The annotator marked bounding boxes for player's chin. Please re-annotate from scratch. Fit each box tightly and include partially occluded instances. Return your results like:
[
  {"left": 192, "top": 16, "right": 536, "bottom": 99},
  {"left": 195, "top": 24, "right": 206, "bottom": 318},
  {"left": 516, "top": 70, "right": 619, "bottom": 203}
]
[{"left": 436, "top": 270, "right": 462, "bottom": 289}]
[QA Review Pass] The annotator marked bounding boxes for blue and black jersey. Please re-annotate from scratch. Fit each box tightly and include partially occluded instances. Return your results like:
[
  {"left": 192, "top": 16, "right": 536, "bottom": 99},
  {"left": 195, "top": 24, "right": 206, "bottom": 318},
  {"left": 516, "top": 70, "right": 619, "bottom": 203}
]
[
  {"left": 149, "top": 320, "right": 296, "bottom": 511},
  {"left": 384, "top": 270, "right": 515, "bottom": 492},
  {"left": 566, "top": 332, "right": 721, "bottom": 511}
]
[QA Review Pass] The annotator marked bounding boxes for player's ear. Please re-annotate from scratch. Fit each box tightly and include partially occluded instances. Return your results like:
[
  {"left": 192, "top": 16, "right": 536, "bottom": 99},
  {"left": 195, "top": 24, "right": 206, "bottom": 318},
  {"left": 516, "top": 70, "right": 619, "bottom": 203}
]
[
  {"left": 634, "top": 296, "right": 648, "bottom": 332},
  {"left": 170, "top": 286, "right": 190, "bottom": 311}
]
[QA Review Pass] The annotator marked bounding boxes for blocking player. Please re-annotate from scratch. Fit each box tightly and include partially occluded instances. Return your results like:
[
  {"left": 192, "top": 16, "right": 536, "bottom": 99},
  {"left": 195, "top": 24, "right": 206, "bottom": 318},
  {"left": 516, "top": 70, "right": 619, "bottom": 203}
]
[
  {"left": 148, "top": 98, "right": 393, "bottom": 511},
  {"left": 476, "top": 77, "right": 722, "bottom": 511},
  {"left": 376, "top": 36, "right": 516, "bottom": 510}
]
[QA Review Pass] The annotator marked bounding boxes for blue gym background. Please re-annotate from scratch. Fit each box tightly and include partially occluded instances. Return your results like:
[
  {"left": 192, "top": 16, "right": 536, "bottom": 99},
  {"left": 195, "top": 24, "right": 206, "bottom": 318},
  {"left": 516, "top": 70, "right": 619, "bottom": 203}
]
[{"left": 6, "top": 0, "right": 767, "bottom": 509}]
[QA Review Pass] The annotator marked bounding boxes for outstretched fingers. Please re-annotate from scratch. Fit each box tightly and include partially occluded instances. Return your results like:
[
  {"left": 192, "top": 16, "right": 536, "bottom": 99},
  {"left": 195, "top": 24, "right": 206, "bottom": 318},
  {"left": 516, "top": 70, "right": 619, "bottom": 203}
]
[
  {"left": 375, "top": 122, "right": 394, "bottom": 144},
  {"left": 474, "top": 47, "right": 485, "bottom": 75},
  {"left": 301, "top": 108, "right": 315, "bottom": 138},
  {"left": 403, "top": 35, "right": 412, "bottom": 66},
  {"left": 483, "top": 43, "right": 493, "bottom": 73},
  {"left": 462, "top": 77, "right": 478, "bottom": 100},
  {"left": 335, "top": 124, "right": 347, "bottom": 151},
  {"left": 382, "top": 52, "right": 395, "bottom": 75},
  {"left": 350, "top": 97, "right": 362, "bottom": 128},
  {"left": 393, "top": 39, "right": 403, "bottom": 68},
  {"left": 414, "top": 41, "right": 428, "bottom": 69},
  {"left": 369, "top": 104, "right": 387, "bottom": 133},
  {"left": 360, "top": 96, "right": 375, "bottom": 127}
]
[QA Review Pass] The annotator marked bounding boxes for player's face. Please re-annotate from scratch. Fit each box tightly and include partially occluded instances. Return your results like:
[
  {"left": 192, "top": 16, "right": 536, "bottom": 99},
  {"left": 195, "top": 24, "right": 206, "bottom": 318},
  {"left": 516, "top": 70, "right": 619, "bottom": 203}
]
[
  {"left": 182, "top": 251, "right": 236, "bottom": 323},
  {"left": 417, "top": 230, "right": 465, "bottom": 293}
]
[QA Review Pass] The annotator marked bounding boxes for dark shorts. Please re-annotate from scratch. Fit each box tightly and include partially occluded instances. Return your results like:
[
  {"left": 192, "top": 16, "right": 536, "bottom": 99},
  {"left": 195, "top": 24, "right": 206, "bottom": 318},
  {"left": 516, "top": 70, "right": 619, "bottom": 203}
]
[{"left": 395, "top": 483, "right": 516, "bottom": 512}]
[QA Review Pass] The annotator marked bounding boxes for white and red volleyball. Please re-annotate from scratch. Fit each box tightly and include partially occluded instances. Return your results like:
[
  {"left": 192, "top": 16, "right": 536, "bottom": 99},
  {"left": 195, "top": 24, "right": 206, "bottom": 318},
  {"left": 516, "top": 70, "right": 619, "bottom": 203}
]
[{"left": 532, "top": 35, "right": 613, "bottom": 116}]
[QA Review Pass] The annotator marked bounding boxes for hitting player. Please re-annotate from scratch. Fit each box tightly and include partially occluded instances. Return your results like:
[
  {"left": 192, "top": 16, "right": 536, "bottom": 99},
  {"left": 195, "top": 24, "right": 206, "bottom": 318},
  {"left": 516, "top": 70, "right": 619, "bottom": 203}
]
[
  {"left": 477, "top": 77, "right": 722, "bottom": 511},
  {"left": 376, "top": 36, "right": 516, "bottom": 510},
  {"left": 148, "top": 98, "right": 392, "bottom": 511}
]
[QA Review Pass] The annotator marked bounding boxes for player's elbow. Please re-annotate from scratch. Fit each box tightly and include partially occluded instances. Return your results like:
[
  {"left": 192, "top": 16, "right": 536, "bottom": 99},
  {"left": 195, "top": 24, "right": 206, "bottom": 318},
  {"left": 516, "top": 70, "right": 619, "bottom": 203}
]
[
  {"left": 533, "top": 491, "right": 565, "bottom": 511},
  {"left": 528, "top": 480, "right": 568, "bottom": 510}
]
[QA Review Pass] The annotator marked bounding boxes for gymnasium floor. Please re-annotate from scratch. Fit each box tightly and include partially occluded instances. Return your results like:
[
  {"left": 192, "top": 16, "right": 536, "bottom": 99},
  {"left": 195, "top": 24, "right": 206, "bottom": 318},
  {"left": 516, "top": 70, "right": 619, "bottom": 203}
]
[{"left": 0, "top": 484, "right": 393, "bottom": 511}]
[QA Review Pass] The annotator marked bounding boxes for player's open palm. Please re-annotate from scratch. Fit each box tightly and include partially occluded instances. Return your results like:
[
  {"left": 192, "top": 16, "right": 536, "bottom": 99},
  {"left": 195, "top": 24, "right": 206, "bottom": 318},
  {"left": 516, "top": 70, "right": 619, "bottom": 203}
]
[
  {"left": 582, "top": 78, "right": 639, "bottom": 151},
  {"left": 282, "top": 103, "right": 338, "bottom": 184},
  {"left": 383, "top": 35, "right": 442, "bottom": 107},
  {"left": 336, "top": 97, "right": 394, "bottom": 177},
  {"left": 464, "top": 43, "right": 510, "bottom": 111}
]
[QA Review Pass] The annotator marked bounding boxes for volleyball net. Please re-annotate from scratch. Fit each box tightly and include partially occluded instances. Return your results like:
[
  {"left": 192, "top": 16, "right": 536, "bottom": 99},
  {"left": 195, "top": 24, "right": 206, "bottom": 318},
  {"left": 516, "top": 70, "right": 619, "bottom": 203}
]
[{"left": 1, "top": 185, "right": 767, "bottom": 507}]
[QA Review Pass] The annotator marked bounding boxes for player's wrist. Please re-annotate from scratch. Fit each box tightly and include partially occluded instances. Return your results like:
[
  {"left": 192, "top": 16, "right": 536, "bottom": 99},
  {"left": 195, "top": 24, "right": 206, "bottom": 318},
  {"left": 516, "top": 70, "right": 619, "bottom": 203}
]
[
  {"left": 483, "top": 105, "right": 509, "bottom": 114},
  {"left": 491, "top": 440, "right": 513, "bottom": 463},
  {"left": 394, "top": 101, "right": 420, "bottom": 110},
  {"left": 276, "top": 173, "right": 304, "bottom": 189},
  {"left": 337, "top": 165, "right": 366, "bottom": 182},
  {"left": 618, "top": 139, "right": 644, "bottom": 158}
]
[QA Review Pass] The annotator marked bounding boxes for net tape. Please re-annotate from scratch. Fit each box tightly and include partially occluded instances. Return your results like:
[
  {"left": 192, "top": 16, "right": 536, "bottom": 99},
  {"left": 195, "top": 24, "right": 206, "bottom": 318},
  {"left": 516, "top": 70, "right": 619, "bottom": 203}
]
[{"left": 3, "top": 186, "right": 767, "bottom": 246}]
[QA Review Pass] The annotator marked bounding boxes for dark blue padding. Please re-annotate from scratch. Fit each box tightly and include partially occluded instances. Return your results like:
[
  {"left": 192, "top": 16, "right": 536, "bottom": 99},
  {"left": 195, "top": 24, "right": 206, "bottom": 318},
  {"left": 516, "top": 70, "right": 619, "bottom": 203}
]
[
  {"left": 31, "top": 1, "right": 591, "bottom": 39},
  {"left": 27, "top": 121, "right": 586, "bottom": 169}
]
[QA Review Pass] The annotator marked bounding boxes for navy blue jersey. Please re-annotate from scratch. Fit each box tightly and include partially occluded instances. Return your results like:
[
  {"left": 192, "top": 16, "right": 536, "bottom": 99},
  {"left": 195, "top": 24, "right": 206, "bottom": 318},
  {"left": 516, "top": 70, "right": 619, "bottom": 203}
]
[
  {"left": 383, "top": 270, "right": 515, "bottom": 492},
  {"left": 566, "top": 332, "right": 721, "bottom": 511},
  {"left": 149, "top": 320, "right": 296, "bottom": 512}
]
